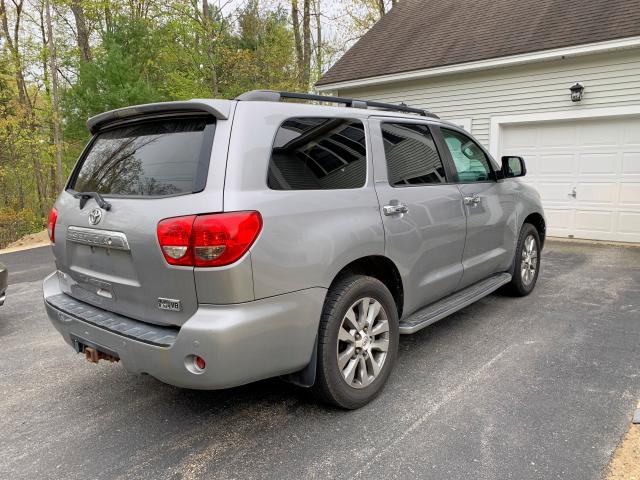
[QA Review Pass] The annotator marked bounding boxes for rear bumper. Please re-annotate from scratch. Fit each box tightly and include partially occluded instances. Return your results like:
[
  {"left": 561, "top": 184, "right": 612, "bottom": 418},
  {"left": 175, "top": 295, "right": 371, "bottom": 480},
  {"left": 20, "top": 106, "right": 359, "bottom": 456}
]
[{"left": 43, "top": 272, "right": 325, "bottom": 389}]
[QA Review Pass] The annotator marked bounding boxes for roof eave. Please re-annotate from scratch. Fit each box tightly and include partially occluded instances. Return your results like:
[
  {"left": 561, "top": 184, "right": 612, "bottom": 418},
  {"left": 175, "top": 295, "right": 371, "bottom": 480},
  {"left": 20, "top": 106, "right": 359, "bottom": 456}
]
[{"left": 316, "top": 35, "right": 640, "bottom": 92}]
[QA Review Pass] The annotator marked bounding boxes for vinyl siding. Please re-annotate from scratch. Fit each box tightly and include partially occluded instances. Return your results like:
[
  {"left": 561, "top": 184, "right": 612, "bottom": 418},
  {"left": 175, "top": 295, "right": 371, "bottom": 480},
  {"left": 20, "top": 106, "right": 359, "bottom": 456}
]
[{"left": 334, "top": 49, "right": 640, "bottom": 149}]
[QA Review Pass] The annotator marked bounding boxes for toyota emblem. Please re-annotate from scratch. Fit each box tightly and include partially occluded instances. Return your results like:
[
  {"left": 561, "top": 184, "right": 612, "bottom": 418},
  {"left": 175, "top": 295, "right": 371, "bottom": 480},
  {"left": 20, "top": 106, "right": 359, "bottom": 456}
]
[{"left": 88, "top": 208, "right": 103, "bottom": 225}]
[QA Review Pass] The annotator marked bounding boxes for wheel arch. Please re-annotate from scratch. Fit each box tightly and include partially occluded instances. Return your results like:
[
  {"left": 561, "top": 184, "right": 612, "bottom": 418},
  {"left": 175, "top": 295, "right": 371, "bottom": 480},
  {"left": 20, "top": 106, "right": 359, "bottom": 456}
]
[
  {"left": 523, "top": 212, "right": 546, "bottom": 249},
  {"left": 327, "top": 255, "right": 404, "bottom": 320}
]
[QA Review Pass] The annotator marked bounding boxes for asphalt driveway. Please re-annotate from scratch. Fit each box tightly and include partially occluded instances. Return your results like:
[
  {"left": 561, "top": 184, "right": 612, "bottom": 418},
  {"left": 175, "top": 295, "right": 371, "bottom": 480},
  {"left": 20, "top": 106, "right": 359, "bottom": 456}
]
[{"left": 1, "top": 241, "right": 639, "bottom": 479}]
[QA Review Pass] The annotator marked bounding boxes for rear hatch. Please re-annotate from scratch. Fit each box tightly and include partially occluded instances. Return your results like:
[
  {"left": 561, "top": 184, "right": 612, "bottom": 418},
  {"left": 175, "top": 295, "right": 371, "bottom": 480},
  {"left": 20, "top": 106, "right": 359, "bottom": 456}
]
[{"left": 52, "top": 103, "right": 232, "bottom": 327}]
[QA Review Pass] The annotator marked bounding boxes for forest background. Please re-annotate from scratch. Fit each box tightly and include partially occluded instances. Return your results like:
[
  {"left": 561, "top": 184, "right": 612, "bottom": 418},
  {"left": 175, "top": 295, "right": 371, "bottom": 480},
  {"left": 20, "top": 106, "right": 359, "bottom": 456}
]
[{"left": 0, "top": 0, "right": 396, "bottom": 246}]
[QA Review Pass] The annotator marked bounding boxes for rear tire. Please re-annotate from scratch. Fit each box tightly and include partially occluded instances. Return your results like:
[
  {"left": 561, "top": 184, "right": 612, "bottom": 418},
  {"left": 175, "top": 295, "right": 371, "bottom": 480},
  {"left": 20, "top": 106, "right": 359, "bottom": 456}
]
[
  {"left": 506, "top": 223, "right": 541, "bottom": 296},
  {"left": 312, "top": 275, "right": 399, "bottom": 409}
]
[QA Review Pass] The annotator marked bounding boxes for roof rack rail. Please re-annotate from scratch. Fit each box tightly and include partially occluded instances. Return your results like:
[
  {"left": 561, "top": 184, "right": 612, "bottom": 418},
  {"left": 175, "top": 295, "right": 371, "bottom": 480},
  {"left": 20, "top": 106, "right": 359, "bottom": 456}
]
[{"left": 235, "top": 90, "right": 439, "bottom": 119}]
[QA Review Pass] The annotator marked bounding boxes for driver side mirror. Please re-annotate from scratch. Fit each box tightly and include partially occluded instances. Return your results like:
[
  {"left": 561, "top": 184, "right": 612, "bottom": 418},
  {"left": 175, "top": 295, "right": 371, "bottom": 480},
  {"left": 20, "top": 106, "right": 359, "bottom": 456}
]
[{"left": 501, "top": 156, "right": 526, "bottom": 178}]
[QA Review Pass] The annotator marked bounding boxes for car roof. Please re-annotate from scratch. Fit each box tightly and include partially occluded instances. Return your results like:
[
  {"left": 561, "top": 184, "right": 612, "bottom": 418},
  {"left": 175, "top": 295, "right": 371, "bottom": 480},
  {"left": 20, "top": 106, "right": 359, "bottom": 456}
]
[
  {"left": 87, "top": 95, "right": 456, "bottom": 133},
  {"left": 233, "top": 98, "right": 445, "bottom": 123}
]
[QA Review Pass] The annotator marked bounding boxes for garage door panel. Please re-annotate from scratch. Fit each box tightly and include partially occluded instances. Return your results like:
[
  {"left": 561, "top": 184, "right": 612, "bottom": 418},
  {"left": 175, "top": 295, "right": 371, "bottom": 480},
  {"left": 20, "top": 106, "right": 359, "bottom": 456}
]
[
  {"left": 501, "top": 115, "right": 640, "bottom": 242},
  {"left": 579, "top": 153, "right": 618, "bottom": 174},
  {"left": 577, "top": 183, "right": 617, "bottom": 204},
  {"left": 619, "top": 183, "right": 640, "bottom": 205},
  {"left": 502, "top": 124, "right": 537, "bottom": 148},
  {"left": 545, "top": 209, "right": 574, "bottom": 232},
  {"left": 618, "top": 212, "right": 640, "bottom": 235},
  {"left": 579, "top": 121, "right": 619, "bottom": 146},
  {"left": 539, "top": 154, "right": 576, "bottom": 174},
  {"left": 622, "top": 152, "right": 640, "bottom": 174},
  {"left": 538, "top": 182, "right": 574, "bottom": 202},
  {"left": 575, "top": 210, "right": 613, "bottom": 233},
  {"left": 539, "top": 125, "right": 577, "bottom": 147},
  {"left": 524, "top": 155, "right": 539, "bottom": 174},
  {"left": 623, "top": 123, "right": 640, "bottom": 145}
]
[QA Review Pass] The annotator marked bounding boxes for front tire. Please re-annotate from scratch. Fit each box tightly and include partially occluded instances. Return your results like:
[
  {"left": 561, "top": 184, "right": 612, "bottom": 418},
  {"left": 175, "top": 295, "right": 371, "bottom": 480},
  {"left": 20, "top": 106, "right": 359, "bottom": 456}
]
[
  {"left": 312, "top": 275, "right": 399, "bottom": 409},
  {"left": 507, "top": 223, "right": 541, "bottom": 296}
]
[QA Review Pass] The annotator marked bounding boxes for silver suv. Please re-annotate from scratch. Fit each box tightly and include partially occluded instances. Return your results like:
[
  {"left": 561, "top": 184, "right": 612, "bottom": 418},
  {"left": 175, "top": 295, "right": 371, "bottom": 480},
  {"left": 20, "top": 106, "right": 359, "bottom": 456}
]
[{"left": 43, "top": 91, "right": 545, "bottom": 409}]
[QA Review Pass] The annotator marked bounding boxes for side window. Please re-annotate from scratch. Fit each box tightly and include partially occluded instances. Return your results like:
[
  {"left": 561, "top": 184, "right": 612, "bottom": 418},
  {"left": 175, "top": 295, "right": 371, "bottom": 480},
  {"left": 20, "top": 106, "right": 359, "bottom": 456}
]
[
  {"left": 441, "top": 128, "right": 492, "bottom": 182},
  {"left": 381, "top": 123, "right": 447, "bottom": 186},
  {"left": 268, "top": 117, "right": 366, "bottom": 190}
]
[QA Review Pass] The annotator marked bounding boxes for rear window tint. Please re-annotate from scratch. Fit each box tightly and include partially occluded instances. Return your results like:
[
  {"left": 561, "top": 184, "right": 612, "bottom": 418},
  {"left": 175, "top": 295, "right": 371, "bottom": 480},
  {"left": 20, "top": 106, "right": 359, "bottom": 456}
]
[
  {"left": 69, "top": 118, "right": 214, "bottom": 196},
  {"left": 268, "top": 117, "right": 366, "bottom": 190}
]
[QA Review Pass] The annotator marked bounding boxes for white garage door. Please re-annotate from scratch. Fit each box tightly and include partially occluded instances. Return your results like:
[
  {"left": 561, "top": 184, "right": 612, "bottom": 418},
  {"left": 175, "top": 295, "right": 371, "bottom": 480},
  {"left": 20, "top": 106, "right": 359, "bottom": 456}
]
[{"left": 500, "top": 116, "right": 640, "bottom": 242}]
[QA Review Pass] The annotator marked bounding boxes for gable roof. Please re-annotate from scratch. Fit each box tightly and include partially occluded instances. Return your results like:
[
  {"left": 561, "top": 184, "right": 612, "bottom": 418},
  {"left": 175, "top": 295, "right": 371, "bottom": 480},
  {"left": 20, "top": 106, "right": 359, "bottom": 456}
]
[{"left": 317, "top": 0, "right": 640, "bottom": 87}]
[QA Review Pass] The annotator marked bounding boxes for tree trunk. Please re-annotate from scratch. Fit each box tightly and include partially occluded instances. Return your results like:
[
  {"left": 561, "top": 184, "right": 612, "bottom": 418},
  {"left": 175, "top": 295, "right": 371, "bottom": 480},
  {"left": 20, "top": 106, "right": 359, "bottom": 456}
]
[
  {"left": 70, "top": 0, "right": 91, "bottom": 62},
  {"left": 38, "top": 5, "right": 50, "bottom": 96},
  {"left": 302, "top": 0, "right": 311, "bottom": 89},
  {"left": 104, "top": 3, "right": 112, "bottom": 35},
  {"left": 44, "top": 0, "right": 64, "bottom": 191},
  {"left": 0, "top": 0, "right": 30, "bottom": 109},
  {"left": 31, "top": 155, "right": 45, "bottom": 216},
  {"left": 202, "top": 0, "right": 218, "bottom": 96},
  {"left": 291, "top": 0, "right": 303, "bottom": 86},
  {"left": 314, "top": 0, "right": 321, "bottom": 78}
]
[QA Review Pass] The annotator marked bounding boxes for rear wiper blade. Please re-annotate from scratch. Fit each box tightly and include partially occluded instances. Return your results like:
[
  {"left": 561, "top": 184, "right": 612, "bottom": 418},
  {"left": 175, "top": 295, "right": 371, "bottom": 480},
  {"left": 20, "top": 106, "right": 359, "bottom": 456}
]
[{"left": 73, "top": 192, "right": 112, "bottom": 211}]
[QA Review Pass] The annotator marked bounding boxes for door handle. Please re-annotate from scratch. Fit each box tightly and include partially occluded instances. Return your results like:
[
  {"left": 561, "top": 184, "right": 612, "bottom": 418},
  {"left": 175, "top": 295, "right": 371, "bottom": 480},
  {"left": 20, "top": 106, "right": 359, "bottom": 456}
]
[
  {"left": 383, "top": 203, "right": 409, "bottom": 216},
  {"left": 568, "top": 187, "right": 577, "bottom": 198},
  {"left": 463, "top": 194, "right": 481, "bottom": 207}
]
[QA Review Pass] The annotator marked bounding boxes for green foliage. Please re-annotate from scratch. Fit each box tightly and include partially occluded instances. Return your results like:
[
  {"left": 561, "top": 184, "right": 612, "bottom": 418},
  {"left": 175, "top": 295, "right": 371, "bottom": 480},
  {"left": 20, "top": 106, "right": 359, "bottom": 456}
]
[
  {"left": 61, "top": 3, "right": 302, "bottom": 139},
  {"left": 63, "top": 18, "right": 169, "bottom": 140},
  {"left": 224, "top": 3, "right": 300, "bottom": 96}
]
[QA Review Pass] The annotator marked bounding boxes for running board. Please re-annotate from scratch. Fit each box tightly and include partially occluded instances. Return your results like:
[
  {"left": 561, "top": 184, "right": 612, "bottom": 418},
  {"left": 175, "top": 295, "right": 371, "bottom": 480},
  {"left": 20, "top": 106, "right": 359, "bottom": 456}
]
[{"left": 399, "top": 273, "right": 512, "bottom": 334}]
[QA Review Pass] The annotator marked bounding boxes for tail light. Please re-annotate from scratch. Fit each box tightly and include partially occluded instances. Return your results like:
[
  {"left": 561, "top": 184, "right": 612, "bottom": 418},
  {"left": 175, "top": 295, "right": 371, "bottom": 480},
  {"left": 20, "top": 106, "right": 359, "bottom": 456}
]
[
  {"left": 157, "top": 211, "right": 262, "bottom": 267},
  {"left": 156, "top": 215, "right": 196, "bottom": 266},
  {"left": 47, "top": 207, "right": 58, "bottom": 243}
]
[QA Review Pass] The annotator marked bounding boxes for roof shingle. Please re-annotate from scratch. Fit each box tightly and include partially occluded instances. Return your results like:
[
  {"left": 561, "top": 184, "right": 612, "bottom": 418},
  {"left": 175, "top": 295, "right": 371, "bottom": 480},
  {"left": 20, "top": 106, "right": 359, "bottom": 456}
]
[{"left": 317, "top": 0, "right": 640, "bottom": 86}]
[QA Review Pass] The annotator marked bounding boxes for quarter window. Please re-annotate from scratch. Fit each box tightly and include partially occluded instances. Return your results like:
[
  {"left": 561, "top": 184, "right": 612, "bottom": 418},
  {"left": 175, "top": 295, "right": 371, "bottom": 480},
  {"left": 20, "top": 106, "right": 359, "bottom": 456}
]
[
  {"left": 268, "top": 117, "right": 366, "bottom": 190},
  {"left": 441, "top": 129, "right": 493, "bottom": 182},
  {"left": 381, "top": 123, "right": 446, "bottom": 186}
]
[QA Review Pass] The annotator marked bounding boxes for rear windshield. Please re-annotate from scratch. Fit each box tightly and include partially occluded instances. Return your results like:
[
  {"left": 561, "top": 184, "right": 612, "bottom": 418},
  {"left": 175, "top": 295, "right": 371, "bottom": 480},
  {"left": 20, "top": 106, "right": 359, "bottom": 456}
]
[{"left": 69, "top": 118, "right": 215, "bottom": 196}]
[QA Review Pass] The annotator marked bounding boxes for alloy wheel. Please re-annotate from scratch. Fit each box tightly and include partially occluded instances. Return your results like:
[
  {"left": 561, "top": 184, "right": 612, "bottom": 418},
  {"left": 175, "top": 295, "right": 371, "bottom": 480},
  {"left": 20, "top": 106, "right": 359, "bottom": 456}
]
[
  {"left": 520, "top": 234, "right": 538, "bottom": 286},
  {"left": 336, "top": 297, "right": 390, "bottom": 389}
]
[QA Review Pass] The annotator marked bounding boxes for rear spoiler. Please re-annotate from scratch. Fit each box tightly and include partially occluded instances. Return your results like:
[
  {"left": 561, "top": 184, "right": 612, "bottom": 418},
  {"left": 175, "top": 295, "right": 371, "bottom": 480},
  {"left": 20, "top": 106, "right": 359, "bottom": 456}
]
[{"left": 86, "top": 99, "right": 233, "bottom": 134}]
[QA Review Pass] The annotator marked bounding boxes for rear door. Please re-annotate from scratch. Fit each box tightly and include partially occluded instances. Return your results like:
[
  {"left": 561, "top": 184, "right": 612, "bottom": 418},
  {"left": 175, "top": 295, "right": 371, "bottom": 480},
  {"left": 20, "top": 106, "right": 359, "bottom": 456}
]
[
  {"left": 370, "top": 118, "right": 467, "bottom": 316},
  {"left": 437, "top": 126, "right": 518, "bottom": 288},
  {"left": 52, "top": 114, "right": 227, "bottom": 327}
]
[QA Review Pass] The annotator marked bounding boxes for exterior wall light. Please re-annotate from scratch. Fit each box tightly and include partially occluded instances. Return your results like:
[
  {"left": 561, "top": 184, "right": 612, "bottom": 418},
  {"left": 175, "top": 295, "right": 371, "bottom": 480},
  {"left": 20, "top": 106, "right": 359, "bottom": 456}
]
[{"left": 570, "top": 83, "right": 584, "bottom": 102}]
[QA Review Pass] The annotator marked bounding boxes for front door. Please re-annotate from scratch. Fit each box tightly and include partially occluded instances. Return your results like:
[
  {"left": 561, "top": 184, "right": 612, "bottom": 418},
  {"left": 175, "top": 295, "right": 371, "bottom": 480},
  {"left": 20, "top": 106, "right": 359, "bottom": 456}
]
[
  {"left": 437, "top": 127, "right": 518, "bottom": 288},
  {"left": 370, "top": 119, "right": 467, "bottom": 317}
]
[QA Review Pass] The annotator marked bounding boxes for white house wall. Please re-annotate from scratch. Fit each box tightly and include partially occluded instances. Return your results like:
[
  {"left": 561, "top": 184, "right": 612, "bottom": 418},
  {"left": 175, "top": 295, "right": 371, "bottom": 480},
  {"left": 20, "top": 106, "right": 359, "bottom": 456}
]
[{"left": 334, "top": 49, "right": 640, "bottom": 149}]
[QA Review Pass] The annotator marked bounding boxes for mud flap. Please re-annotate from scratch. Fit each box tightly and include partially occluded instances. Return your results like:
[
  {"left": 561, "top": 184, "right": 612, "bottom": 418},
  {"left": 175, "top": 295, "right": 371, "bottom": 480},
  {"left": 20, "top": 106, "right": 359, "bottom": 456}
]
[{"left": 280, "top": 335, "right": 317, "bottom": 388}]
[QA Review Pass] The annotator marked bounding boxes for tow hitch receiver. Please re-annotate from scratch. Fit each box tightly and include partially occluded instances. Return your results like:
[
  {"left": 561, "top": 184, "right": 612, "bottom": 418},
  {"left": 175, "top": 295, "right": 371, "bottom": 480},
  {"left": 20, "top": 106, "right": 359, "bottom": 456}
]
[
  {"left": 84, "top": 347, "right": 119, "bottom": 364},
  {"left": 71, "top": 335, "right": 120, "bottom": 364}
]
